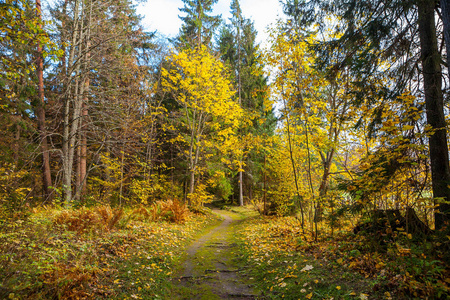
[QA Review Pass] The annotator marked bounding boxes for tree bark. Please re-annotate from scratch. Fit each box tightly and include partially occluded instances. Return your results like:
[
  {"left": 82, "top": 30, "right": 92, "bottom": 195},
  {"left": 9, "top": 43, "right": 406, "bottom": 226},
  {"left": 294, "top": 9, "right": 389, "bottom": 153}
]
[
  {"left": 417, "top": 0, "right": 450, "bottom": 230},
  {"left": 440, "top": 0, "right": 450, "bottom": 65},
  {"left": 14, "top": 124, "right": 20, "bottom": 164},
  {"left": 315, "top": 150, "right": 334, "bottom": 222},
  {"left": 78, "top": 38, "right": 90, "bottom": 198},
  {"left": 280, "top": 78, "right": 305, "bottom": 229},
  {"left": 62, "top": 0, "right": 84, "bottom": 204},
  {"left": 239, "top": 167, "right": 244, "bottom": 206},
  {"left": 237, "top": 7, "right": 244, "bottom": 207},
  {"left": 36, "top": 0, "right": 53, "bottom": 201}
]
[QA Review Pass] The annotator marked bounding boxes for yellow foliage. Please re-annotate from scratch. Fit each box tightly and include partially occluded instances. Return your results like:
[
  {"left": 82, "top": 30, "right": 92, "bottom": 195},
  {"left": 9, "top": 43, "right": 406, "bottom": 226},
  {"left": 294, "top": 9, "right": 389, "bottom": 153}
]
[
  {"left": 0, "top": 163, "right": 33, "bottom": 208},
  {"left": 188, "top": 184, "right": 213, "bottom": 209},
  {"left": 162, "top": 45, "right": 245, "bottom": 194}
]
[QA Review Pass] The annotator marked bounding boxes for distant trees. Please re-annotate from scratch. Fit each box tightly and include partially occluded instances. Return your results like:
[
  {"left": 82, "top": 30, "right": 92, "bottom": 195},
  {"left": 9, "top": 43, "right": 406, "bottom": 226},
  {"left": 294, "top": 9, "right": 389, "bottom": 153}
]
[
  {"left": 218, "top": 0, "right": 275, "bottom": 207},
  {"left": 46, "top": 0, "right": 149, "bottom": 204},
  {"left": 2, "top": 0, "right": 275, "bottom": 209},
  {"left": 0, "top": 0, "right": 447, "bottom": 243}
]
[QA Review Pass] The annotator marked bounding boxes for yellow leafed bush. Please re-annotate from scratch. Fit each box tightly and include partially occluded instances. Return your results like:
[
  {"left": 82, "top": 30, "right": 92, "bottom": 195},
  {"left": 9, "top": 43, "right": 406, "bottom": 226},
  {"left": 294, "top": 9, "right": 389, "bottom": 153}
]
[{"left": 188, "top": 183, "right": 213, "bottom": 209}]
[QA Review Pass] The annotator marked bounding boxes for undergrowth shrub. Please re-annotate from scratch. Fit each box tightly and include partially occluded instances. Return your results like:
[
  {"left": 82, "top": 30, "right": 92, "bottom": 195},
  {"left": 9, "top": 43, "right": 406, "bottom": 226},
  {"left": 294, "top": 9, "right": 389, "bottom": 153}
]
[
  {"left": 131, "top": 199, "right": 189, "bottom": 223},
  {"left": 131, "top": 205, "right": 152, "bottom": 221},
  {"left": 158, "top": 199, "right": 189, "bottom": 223},
  {"left": 188, "top": 184, "right": 213, "bottom": 209},
  {"left": 38, "top": 263, "right": 98, "bottom": 299},
  {"left": 53, "top": 205, "right": 124, "bottom": 233}
]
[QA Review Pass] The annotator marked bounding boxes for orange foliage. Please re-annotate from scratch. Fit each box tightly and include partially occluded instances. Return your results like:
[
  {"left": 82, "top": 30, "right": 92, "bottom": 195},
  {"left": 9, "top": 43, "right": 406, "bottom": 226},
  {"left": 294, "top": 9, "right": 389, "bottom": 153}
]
[
  {"left": 54, "top": 205, "right": 123, "bottom": 233},
  {"left": 39, "top": 263, "right": 97, "bottom": 300},
  {"left": 131, "top": 199, "right": 190, "bottom": 224}
]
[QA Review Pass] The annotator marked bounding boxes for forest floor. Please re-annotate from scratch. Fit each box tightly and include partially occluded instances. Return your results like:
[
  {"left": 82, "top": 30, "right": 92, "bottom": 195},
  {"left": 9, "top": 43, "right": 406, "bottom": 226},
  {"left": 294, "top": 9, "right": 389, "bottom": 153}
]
[{"left": 1, "top": 204, "right": 448, "bottom": 299}]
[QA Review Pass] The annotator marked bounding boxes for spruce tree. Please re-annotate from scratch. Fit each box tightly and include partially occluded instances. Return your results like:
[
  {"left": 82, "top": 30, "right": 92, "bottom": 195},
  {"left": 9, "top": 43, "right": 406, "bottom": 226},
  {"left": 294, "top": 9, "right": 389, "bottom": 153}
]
[
  {"left": 218, "top": 2, "right": 276, "bottom": 206},
  {"left": 178, "top": 0, "right": 221, "bottom": 49}
]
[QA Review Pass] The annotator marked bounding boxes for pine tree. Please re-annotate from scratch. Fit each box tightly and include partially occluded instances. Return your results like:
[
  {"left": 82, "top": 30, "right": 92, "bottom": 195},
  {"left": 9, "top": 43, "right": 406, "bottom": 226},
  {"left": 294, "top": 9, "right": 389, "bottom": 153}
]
[{"left": 49, "top": 0, "right": 149, "bottom": 204}]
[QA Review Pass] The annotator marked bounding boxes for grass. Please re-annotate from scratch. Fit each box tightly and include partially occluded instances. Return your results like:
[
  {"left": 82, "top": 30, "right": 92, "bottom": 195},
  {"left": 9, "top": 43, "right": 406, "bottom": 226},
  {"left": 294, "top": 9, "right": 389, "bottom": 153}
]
[{"left": 166, "top": 206, "right": 258, "bottom": 299}]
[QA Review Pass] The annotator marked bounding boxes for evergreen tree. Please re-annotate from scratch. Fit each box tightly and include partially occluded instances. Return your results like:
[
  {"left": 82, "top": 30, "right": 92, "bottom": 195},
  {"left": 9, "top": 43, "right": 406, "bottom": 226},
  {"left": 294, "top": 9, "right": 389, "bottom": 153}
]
[
  {"left": 177, "top": 0, "right": 221, "bottom": 49},
  {"left": 48, "top": 0, "right": 151, "bottom": 204},
  {"left": 218, "top": 2, "right": 276, "bottom": 206}
]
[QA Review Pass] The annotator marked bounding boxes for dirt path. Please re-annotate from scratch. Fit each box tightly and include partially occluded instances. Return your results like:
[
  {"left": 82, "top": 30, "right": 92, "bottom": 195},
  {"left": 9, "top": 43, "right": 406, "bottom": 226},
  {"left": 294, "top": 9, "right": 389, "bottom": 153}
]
[{"left": 171, "top": 209, "right": 257, "bottom": 299}]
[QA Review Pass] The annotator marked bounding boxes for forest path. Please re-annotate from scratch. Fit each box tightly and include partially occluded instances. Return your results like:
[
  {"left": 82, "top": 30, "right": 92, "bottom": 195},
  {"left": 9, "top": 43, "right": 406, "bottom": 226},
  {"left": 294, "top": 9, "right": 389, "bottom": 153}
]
[{"left": 170, "top": 209, "right": 258, "bottom": 299}]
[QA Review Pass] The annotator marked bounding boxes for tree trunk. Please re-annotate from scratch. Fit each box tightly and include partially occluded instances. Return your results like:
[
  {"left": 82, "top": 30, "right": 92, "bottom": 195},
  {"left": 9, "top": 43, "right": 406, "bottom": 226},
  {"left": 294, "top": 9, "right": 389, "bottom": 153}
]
[
  {"left": 263, "top": 154, "right": 267, "bottom": 215},
  {"left": 440, "top": 0, "right": 450, "bottom": 65},
  {"left": 13, "top": 123, "right": 21, "bottom": 165},
  {"left": 417, "top": 0, "right": 450, "bottom": 230},
  {"left": 36, "top": 0, "right": 53, "bottom": 201},
  {"left": 79, "top": 39, "right": 90, "bottom": 197},
  {"left": 237, "top": 11, "right": 244, "bottom": 207},
  {"left": 239, "top": 165, "right": 244, "bottom": 206},
  {"left": 188, "top": 168, "right": 195, "bottom": 206},
  {"left": 119, "top": 147, "right": 125, "bottom": 205},
  {"left": 62, "top": 0, "right": 84, "bottom": 204},
  {"left": 281, "top": 82, "right": 304, "bottom": 228},
  {"left": 315, "top": 150, "right": 335, "bottom": 222}
]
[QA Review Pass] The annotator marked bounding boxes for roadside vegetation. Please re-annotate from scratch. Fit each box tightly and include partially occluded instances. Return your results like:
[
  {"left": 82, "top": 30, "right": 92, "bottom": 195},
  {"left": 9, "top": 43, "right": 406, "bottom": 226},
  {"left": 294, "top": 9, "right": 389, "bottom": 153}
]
[
  {"left": 235, "top": 208, "right": 449, "bottom": 299},
  {"left": 1, "top": 203, "right": 449, "bottom": 299},
  {"left": 0, "top": 202, "right": 219, "bottom": 299}
]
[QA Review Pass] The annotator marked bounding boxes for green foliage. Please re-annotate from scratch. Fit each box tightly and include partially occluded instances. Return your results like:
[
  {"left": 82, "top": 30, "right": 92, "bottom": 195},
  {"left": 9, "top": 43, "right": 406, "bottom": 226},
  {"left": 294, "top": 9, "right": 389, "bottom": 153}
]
[
  {"left": 207, "top": 169, "right": 233, "bottom": 201},
  {"left": 177, "top": 0, "right": 221, "bottom": 48}
]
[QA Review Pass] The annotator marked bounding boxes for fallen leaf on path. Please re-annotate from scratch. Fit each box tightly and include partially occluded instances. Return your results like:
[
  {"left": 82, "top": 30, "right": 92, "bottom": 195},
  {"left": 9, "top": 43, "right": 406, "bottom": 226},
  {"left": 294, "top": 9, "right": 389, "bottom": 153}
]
[
  {"left": 301, "top": 265, "right": 314, "bottom": 272},
  {"left": 360, "top": 293, "right": 369, "bottom": 300}
]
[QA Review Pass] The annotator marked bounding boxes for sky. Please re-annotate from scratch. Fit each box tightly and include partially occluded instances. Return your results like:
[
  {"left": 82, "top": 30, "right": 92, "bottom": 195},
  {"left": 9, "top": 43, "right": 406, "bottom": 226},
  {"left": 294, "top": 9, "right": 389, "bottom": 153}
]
[{"left": 135, "top": 0, "right": 284, "bottom": 46}]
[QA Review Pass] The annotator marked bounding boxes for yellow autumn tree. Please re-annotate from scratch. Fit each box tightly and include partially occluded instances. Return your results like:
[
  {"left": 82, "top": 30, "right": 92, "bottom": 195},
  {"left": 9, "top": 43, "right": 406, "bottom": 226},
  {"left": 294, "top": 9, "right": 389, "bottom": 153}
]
[
  {"left": 263, "top": 21, "right": 359, "bottom": 234},
  {"left": 161, "top": 46, "right": 243, "bottom": 207}
]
